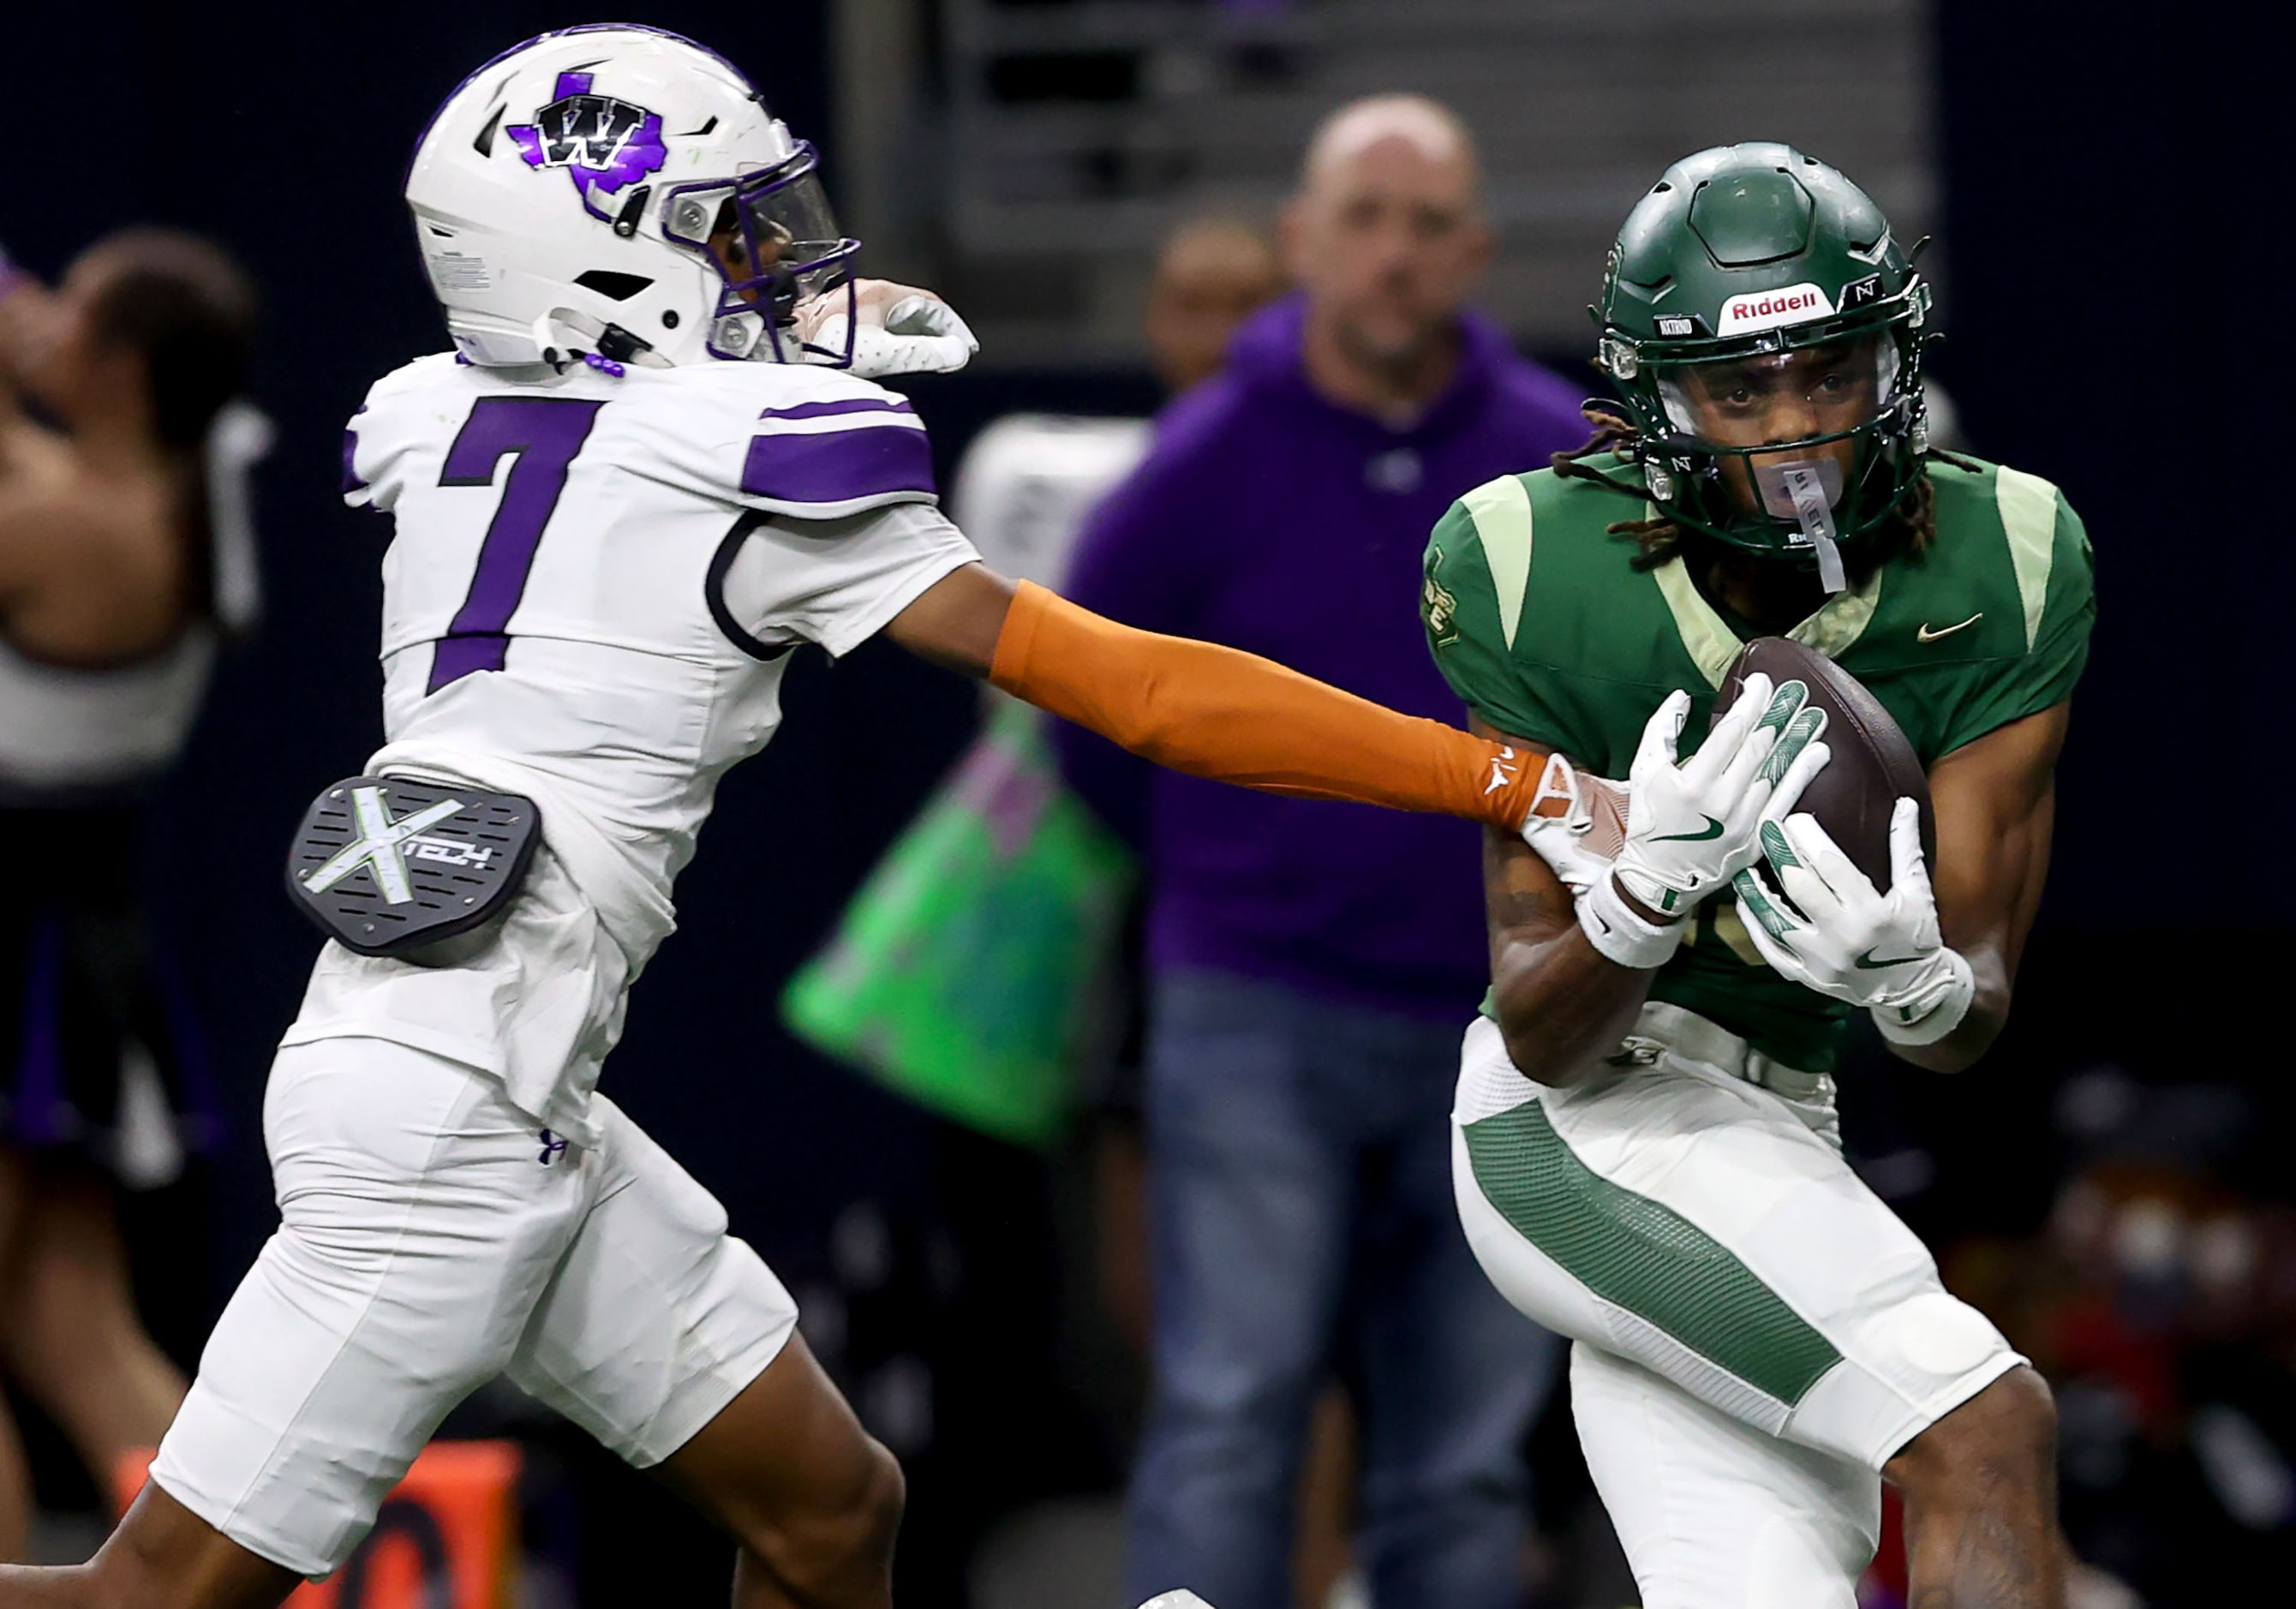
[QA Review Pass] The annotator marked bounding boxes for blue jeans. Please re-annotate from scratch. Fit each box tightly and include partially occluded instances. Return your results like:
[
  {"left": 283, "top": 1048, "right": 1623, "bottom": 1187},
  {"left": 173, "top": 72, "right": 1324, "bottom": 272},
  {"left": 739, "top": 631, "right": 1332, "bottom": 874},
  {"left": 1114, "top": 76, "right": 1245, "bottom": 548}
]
[{"left": 1124, "top": 969, "right": 1559, "bottom": 1609}]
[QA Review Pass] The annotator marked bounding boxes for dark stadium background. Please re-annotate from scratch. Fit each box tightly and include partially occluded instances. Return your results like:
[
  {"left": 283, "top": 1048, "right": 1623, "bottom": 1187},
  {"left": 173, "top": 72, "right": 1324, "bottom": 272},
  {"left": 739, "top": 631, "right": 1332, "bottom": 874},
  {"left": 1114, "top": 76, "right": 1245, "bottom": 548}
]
[{"left": 6, "top": 3, "right": 2289, "bottom": 1602}]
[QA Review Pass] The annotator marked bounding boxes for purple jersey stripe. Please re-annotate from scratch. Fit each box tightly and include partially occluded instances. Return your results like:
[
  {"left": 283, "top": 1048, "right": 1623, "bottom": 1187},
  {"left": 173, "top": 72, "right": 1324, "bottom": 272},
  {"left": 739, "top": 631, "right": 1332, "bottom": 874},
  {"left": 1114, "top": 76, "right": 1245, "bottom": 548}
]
[
  {"left": 755, "top": 398, "right": 917, "bottom": 422},
  {"left": 740, "top": 422, "right": 936, "bottom": 505}
]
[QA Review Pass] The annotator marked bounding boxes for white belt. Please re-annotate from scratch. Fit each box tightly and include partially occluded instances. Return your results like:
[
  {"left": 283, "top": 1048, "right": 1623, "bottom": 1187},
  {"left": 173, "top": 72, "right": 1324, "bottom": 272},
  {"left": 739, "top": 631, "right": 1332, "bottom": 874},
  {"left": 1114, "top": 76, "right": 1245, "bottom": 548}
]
[{"left": 1603, "top": 1001, "right": 1830, "bottom": 1102}]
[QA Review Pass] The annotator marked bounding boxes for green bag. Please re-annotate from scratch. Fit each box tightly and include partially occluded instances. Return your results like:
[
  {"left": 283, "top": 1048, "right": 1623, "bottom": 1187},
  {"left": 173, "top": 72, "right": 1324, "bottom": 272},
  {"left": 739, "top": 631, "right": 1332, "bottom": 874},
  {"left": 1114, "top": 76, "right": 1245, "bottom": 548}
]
[{"left": 782, "top": 701, "right": 1135, "bottom": 1147}]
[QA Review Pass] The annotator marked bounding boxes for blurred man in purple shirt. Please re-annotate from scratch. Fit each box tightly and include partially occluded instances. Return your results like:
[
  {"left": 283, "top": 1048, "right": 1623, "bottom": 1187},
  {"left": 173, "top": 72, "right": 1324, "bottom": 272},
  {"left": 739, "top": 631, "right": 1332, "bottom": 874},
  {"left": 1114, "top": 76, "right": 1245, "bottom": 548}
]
[{"left": 1058, "top": 96, "right": 1581, "bottom": 1609}]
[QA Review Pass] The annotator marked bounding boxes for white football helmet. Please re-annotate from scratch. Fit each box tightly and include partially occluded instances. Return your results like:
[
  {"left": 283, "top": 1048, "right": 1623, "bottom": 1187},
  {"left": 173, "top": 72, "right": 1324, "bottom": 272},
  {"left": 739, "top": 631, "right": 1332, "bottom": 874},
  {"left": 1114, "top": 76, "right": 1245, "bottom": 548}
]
[{"left": 405, "top": 25, "right": 858, "bottom": 368}]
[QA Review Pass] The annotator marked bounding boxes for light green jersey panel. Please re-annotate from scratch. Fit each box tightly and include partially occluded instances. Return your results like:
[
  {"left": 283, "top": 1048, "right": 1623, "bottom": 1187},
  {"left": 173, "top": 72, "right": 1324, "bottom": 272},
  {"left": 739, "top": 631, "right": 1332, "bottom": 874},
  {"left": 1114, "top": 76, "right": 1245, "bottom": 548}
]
[
  {"left": 1923, "top": 466, "right": 2096, "bottom": 753},
  {"left": 1426, "top": 462, "right": 1713, "bottom": 769},
  {"left": 1423, "top": 485, "right": 1549, "bottom": 741},
  {"left": 1424, "top": 452, "right": 2096, "bottom": 1073}
]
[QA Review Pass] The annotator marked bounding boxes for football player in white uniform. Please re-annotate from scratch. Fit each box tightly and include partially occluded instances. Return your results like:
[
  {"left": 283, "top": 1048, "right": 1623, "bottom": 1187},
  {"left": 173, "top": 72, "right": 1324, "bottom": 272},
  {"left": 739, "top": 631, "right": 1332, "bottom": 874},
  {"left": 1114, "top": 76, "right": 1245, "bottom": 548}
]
[{"left": 0, "top": 27, "right": 1597, "bottom": 1608}]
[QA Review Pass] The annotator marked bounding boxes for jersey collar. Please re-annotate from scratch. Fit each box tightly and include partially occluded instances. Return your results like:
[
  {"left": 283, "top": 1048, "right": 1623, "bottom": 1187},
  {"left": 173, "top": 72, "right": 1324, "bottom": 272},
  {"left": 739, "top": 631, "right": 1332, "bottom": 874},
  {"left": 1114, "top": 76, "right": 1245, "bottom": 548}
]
[{"left": 1648, "top": 507, "right": 1884, "bottom": 689}]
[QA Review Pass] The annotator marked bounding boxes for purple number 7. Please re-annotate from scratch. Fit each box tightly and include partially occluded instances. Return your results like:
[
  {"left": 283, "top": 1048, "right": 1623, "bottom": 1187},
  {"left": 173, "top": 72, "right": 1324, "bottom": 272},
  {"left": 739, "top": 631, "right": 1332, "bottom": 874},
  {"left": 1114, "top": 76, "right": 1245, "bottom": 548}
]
[{"left": 428, "top": 396, "right": 607, "bottom": 692}]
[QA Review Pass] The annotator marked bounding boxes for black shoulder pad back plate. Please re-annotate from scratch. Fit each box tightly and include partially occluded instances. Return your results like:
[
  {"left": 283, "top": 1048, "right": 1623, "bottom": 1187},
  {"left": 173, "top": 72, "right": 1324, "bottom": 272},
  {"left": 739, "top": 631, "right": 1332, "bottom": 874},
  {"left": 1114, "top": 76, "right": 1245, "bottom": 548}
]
[{"left": 286, "top": 775, "right": 542, "bottom": 959}]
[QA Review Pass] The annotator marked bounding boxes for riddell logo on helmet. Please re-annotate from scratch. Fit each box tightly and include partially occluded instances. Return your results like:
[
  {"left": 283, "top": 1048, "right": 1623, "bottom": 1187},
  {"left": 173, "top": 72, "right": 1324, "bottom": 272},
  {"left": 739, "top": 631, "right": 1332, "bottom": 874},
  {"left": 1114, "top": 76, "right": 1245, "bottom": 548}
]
[{"left": 1716, "top": 284, "right": 1836, "bottom": 336}]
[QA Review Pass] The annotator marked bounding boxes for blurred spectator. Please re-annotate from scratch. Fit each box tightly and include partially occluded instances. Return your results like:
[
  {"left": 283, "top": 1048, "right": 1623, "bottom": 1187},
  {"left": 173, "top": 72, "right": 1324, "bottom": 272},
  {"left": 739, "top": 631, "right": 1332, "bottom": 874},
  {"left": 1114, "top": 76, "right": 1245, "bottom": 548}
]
[
  {"left": 1143, "top": 218, "right": 1289, "bottom": 398},
  {"left": 955, "top": 217, "right": 1283, "bottom": 592},
  {"left": 0, "top": 231, "right": 261, "bottom": 1559},
  {"left": 1938, "top": 1068, "right": 2296, "bottom": 1603},
  {"left": 1056, "top": 95, "right": 1584, "bottom": 1609}
]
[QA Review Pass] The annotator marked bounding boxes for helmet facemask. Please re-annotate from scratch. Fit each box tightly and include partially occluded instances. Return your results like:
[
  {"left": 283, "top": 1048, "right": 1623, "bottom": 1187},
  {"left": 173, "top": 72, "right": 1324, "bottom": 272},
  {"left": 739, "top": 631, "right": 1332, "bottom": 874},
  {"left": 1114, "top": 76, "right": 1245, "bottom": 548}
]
[
  {"left": 1602, "top": 283, "right": 1933, "bottom": 577},
  {"left": 660, "top": 143, "right": 860, "bottom": 365},
  {"left": 1587, "top": 142, "right": 1942, "bottom": 581}
]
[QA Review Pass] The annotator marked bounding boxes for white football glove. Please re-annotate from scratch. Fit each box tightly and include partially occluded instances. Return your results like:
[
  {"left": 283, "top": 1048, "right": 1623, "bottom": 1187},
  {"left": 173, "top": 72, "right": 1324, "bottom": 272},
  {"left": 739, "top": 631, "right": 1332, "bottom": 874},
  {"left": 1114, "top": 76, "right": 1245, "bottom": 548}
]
[
  {"left": 1576, "top": 676, "right": 1830, "bottom": 970},
  {"left": 806, "top": 284, "right": 980, "bottom": 380},
  {"left": 1731, "top": 797, "right": 1976, "bottom": 1047},
  {"left": 1517, "top": 751, "right": 1630, "bottom": 898}
]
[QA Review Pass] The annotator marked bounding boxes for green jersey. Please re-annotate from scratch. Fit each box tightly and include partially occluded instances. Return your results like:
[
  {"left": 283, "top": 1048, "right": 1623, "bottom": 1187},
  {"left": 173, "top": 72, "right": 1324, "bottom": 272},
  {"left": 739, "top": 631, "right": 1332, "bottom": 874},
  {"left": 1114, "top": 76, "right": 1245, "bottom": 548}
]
[{"left": 1422, "top": 453, "right": 2095, "bottom": 1072}]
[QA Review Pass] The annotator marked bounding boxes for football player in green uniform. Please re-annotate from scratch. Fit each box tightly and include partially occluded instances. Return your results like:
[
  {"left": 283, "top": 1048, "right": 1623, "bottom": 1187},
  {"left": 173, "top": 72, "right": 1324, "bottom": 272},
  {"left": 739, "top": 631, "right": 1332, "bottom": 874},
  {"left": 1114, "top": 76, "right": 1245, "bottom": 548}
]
[{"left": 1423, "top": 145, "right": 2092, "bottom": 1606}]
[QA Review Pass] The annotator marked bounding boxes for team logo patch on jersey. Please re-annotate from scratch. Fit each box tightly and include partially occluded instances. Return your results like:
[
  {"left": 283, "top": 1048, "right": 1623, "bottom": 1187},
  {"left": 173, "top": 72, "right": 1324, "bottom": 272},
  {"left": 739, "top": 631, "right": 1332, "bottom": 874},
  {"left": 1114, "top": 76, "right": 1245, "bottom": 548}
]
[
  {"left": 1715, "top": 282, "right": 1836, "bottom": 337},
  {"left": 507, "top": 72, "right": 667, "bottom": 218},
  {"left": 1422, "top": 547, "right": 1461, "bottom": 649}
]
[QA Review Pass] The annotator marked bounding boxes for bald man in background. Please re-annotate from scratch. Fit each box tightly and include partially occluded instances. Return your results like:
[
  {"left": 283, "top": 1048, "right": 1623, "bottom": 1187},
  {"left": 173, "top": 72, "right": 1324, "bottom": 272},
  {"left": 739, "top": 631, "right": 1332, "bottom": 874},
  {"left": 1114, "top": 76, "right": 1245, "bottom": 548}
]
[{"left": 1055, "top": 98, "right": 1581, "bottom": 1609}]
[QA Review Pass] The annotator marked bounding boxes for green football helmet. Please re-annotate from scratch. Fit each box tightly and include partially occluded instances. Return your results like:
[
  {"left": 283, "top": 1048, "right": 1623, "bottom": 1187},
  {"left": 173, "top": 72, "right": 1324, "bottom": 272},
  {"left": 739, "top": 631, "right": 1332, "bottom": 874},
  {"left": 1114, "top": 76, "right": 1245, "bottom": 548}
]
[{"left": 1593, "top": 142, "right": 1934, "bottom": 565}]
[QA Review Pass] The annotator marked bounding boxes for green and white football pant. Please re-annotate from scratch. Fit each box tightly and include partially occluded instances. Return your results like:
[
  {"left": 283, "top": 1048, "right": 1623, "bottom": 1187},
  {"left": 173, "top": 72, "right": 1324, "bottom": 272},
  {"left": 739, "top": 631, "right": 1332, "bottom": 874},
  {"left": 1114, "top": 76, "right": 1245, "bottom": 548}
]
[{"left": 1450, "top": 1006, "right": 2022, "bottom": 1608}]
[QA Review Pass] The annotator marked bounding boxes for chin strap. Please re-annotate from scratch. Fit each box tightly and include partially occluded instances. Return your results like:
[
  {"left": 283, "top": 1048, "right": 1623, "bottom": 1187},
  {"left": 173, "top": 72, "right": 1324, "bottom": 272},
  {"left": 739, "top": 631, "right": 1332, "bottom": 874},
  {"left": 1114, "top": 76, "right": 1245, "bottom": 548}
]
[{"left": 529, "top": 309, "right": 670, "bottom": 373}]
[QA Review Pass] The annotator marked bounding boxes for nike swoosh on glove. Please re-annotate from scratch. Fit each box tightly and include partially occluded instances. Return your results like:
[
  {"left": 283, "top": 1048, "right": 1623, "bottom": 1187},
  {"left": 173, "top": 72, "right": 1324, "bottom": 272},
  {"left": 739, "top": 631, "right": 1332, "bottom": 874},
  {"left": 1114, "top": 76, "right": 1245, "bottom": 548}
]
[
  {"left": 1576, "top": 674, "right": 1830, "bottom": 970},
  {"left": 824, "top": 293, "right": 981, "bottom": 379},
  {"left": 1731, "top": 797, "right": 1976, "bottom": 1046}
]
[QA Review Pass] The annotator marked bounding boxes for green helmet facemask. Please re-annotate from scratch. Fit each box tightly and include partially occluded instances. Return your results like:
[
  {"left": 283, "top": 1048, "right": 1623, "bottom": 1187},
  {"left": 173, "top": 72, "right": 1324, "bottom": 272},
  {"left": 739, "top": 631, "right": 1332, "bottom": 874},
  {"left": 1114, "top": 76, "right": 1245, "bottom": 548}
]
[{"left": 1592, "top": 142, "right": 1934, "bottom": 582}]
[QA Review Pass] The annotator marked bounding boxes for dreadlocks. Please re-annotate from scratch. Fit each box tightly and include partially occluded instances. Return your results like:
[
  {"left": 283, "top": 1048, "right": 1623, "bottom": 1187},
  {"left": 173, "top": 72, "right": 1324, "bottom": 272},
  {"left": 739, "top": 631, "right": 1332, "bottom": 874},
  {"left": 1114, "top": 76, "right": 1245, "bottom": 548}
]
[{"left": 1547, "top": 405, "right": 1980, "bottom": 577}]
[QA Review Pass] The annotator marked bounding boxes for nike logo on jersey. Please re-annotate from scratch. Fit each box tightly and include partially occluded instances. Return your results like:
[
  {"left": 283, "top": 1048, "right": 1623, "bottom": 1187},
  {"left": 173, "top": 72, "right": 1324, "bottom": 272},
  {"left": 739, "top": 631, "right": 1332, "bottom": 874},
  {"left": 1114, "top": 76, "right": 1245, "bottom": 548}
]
[
  {"left": 1916, "top": 613, "right": 1983, "bottom": 644},
  {"left": 1485, "top": 745, "right": 1517, "bottom": 796},
  {"left": 1653, "top": 815, "right": 1725, "bottom": 842}
]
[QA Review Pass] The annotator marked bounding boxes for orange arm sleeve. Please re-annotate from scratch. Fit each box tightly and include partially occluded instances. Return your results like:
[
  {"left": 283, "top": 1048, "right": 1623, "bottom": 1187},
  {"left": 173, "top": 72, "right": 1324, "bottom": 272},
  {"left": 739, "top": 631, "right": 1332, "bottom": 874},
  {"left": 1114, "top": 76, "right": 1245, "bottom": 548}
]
[{"left": 990, "top": 580, "right": 1552, "bottom": 832}]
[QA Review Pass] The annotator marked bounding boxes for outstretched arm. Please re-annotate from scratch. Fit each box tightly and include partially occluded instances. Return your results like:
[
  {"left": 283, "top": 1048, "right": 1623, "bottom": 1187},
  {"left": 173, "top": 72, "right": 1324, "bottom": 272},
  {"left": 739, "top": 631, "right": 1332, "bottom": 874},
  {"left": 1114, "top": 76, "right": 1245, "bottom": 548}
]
[{"left": 886, "top": 564, "right": 1551, "bottom": 831}]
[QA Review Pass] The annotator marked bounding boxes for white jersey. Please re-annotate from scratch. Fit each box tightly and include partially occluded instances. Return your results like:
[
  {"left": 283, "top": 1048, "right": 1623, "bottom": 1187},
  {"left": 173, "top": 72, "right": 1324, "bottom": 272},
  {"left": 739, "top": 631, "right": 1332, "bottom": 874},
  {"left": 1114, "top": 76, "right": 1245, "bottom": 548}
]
[{"left": 285, "top": 353, "right": 976, "bottom": 1138}]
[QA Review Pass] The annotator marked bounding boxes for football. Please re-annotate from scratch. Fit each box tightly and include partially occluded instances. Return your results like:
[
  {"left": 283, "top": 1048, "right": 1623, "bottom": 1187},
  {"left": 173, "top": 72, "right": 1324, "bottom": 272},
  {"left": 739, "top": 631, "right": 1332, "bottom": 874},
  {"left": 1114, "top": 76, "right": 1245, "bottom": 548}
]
[{"left": 1710, "top": 637, "right": 1934, "bottom": 892}]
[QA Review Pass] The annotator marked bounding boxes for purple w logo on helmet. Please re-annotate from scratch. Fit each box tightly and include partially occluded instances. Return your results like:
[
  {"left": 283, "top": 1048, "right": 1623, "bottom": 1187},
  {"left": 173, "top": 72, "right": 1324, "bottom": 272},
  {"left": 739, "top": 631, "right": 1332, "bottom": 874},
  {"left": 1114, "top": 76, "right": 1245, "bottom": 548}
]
[{"left": 508, "top": 72, "right": 667, "bottom": 219}]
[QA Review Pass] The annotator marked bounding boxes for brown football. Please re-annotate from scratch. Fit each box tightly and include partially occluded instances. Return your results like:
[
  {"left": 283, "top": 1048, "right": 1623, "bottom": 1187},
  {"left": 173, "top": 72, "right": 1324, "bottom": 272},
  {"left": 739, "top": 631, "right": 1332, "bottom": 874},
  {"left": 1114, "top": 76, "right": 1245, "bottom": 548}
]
[{"left": 1710, "top": 637, "right": 1934, "bottom": 892}]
